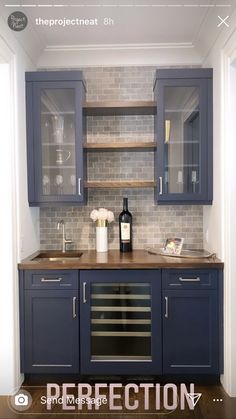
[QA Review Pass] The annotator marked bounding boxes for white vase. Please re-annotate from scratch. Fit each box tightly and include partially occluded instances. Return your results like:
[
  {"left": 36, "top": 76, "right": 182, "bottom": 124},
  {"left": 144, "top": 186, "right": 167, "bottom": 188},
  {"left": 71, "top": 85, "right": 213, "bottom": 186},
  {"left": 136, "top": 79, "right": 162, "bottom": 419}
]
[{"left": 96, "top": 221, "right": 108, "bottom": 252}]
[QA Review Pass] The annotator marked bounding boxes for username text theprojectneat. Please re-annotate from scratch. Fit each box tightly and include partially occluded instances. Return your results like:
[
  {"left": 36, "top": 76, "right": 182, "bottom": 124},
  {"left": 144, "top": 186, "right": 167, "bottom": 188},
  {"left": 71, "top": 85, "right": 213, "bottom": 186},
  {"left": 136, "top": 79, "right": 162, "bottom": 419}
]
[{"left": 35, "top": 17, "right": 98, "bottom": 27}]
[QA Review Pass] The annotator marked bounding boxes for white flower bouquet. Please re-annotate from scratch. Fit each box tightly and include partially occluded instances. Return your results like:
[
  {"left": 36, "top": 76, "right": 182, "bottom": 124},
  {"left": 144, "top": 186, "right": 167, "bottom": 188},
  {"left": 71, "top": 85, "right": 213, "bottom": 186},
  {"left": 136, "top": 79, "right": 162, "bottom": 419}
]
[{"left": 90, "top": 208, "right": 114, "bottom": 226}]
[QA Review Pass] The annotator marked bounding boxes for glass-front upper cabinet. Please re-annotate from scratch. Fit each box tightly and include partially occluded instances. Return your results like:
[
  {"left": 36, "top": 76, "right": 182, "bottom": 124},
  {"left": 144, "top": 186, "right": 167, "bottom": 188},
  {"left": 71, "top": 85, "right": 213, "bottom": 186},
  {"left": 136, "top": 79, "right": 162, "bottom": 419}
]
[
  {"left": 154, "top": 69, "right": 213, "bottom": 204},
  {"left": 80, "top": 270, "right": 162, "bottom": 375},
  {"left": 26, "top": 71, "right": 86, "bottom": 206}
]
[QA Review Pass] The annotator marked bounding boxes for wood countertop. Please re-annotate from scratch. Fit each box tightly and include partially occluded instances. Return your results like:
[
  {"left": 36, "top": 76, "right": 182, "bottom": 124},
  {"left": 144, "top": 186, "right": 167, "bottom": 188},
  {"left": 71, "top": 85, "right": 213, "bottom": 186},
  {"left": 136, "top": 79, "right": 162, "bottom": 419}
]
[{"left": 18, "top": 249, "right": 224, "bottom": 270}]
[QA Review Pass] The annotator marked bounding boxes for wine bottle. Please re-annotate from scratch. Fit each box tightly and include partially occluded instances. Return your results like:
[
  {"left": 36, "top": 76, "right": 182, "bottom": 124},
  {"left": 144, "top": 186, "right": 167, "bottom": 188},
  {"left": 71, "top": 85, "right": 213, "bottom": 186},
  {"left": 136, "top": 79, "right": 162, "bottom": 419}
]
[{"left": 119, "top": 197, "right": 132, "bottom": 252}]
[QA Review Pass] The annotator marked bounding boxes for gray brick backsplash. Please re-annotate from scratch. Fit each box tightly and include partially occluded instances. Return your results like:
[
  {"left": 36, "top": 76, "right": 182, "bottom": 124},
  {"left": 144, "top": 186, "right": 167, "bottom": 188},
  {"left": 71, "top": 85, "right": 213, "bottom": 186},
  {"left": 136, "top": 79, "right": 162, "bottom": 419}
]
[{"left": 40, "top": 66, "right": 203, "bottom": 250}]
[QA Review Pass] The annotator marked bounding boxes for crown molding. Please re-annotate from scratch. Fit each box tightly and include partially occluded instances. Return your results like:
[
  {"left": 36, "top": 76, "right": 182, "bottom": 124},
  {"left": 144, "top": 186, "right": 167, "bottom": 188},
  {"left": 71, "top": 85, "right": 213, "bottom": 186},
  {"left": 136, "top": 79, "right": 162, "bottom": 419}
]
[
  {"left": 38, "top": 42, "right": 201, "bottom": 68},
  {"left": 44, "top": 42, "right": 194, "bottom": 52}
]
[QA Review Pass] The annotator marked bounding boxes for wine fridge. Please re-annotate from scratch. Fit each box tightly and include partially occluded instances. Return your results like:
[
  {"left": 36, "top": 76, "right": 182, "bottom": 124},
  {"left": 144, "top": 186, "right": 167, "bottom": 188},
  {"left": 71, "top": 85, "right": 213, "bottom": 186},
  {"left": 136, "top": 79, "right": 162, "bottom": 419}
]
[{"left": 80, "top": 270, "right": 162, "bottom": 374}]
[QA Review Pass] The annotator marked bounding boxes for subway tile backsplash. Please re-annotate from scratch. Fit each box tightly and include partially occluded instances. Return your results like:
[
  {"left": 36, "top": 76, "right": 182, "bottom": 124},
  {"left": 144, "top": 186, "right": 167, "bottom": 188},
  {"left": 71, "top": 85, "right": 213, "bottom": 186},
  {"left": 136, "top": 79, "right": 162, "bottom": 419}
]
[{"left": 40, "top": 66, "right": 203, "bottom": 250}]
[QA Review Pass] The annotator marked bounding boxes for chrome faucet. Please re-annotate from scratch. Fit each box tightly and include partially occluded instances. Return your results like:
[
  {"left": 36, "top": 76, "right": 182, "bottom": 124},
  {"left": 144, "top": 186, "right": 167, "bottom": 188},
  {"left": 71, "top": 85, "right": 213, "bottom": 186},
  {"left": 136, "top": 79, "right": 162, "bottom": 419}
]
[{"left": 57, "top": 220, "right": 73, "bottom": 253}]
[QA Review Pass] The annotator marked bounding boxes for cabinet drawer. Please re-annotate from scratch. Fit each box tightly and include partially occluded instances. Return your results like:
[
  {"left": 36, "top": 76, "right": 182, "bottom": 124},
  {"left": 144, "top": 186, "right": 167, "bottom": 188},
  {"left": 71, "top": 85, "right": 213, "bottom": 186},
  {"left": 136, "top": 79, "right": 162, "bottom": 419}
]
[
  {"left": 162, "top": 269, "right": 217, "bottom": 290},
  {"left": 24, "top": 270, "right": 78, "bottom": 290}
]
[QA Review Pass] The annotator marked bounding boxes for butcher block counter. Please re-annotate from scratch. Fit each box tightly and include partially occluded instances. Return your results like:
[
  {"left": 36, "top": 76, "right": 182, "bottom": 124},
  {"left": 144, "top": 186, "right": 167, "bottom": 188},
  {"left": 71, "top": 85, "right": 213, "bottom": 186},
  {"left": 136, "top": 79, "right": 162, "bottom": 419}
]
[{"left": 18, "top": 249, "right": 223, "bottom": 270}]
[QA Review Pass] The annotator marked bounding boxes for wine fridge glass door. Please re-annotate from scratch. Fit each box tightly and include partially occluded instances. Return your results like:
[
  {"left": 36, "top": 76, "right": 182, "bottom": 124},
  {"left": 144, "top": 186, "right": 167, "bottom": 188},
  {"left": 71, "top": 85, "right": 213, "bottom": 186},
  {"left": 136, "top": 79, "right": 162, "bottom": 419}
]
[{"left": 90, "top": 282, "right": 152, "bottom": 361}]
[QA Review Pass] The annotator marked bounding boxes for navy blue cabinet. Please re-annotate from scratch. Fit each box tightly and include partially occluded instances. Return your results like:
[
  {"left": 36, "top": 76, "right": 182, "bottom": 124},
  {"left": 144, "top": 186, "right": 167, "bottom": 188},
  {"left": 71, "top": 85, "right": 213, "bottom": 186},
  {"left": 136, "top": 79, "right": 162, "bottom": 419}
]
[
  {"left": 25, "top": 71, "right": 87, "bottom": 206},
  {"left": 20, "top": 270, "right": 79, "bottom": 373},
  {"left": 80, "top": 270, "right": 162, "bottom": 375},
  {"left": 162, "top": 269, "right": 222, "bottom": 374},
  {"left": 154, "top": 69, "right": 213, "bottom": 204},
  {"left": 19, "top": 267, "right": 223, "bottom": 376}
]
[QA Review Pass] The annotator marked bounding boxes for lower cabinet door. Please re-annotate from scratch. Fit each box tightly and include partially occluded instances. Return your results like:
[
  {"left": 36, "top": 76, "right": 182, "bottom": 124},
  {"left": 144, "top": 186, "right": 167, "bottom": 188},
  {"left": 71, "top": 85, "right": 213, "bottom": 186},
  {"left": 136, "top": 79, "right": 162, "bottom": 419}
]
[
  {"left": 23, "top": 290, "right": 79, "bottom": 373},
  {"left": 163, "top": 290, "right": 219, "bottom": 374},
  {"left": 80, "top": 270, "right": 162, "bottom": 375}
]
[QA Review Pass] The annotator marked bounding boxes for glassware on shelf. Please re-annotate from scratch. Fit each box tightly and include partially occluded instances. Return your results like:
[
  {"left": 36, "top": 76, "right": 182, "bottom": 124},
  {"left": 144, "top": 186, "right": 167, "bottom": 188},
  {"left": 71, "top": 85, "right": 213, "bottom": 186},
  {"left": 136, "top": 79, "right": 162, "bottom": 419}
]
[
  {"left": 177, "top": 170, "right": 183, "bottom": 192},
  {"left": 191, "top": 170, "right": 198, "bottom": 193},
  {"left": 42, "top": 120, "right": 51, "bottom": 143},
  {"left": 66, "top": 120, "right": 75, "bottom": 143},
  {"left": 52, "top": 115, "right": 64, "bottom": 144},
  {"left": 70, "top": 175, "right": 76, "bottom": 187},
  {"left": 56, "top": 149, "right": 71, "bottom": 165},
  {"left": 177, "top": 170, "right": 183, "bottom": 184},
  {"left": 70, "top": 175, "right": 76, "bottom": 194},
  {"left": 42, "top": 175, "right": 50, "bottom": 195},
  {"left": 55, "top": 174, "right": 64, "bottom": 194}
]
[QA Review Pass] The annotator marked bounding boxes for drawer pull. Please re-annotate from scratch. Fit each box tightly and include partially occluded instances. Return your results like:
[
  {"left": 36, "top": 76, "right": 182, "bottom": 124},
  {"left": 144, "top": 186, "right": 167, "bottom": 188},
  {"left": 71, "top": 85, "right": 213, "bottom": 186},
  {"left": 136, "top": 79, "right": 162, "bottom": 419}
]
[
  {"left": 165, "top": 296, "right": 168, "bottom": 318},
  {"left": 72, "top": 297, "right": 76, "bottom": 318},
  {"left": 41, "top": 277, "right": 62, "bottom": 283},
  {"left": 179, "top": 277, "right": 200, "bottom": 282},
  {"left": 83, "top": 282, "right": 87, "bottom": 303}
]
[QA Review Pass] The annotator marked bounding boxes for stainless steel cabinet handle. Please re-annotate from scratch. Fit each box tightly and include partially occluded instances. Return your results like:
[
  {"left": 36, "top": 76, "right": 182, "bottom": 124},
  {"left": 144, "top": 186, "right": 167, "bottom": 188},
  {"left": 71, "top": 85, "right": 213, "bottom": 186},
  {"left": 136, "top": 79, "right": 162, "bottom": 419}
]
[
  {"left": 159, "top": 177, "right": 163, "bottom": 195},
  {"left": 72, "top": 297, "right": 76, "bottom": 318},
  {"left": 179, "top": 277, "right": 200, "bottom": 282},
  {"left": 83, "top": 282, "right": 87, "bottom": 303},
  {"left": 41, "top": 277, "right": 62, "bottom": 282},
  {"left": 78, "top": 178, "right": 81, "bottom": 196},
  {"left": 165, "top": 296, "right": 168, "bottom": 318}
]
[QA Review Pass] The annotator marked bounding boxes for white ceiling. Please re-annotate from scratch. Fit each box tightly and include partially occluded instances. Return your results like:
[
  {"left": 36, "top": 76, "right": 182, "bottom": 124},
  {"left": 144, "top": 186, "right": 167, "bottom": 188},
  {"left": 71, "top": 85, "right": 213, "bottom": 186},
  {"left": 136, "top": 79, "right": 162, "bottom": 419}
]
[
  {"left": 2, "top": 0, "right": 218, "bottom": 45},
  {"left": 0, "top": 0, "right": 235, "bottom": 66}
]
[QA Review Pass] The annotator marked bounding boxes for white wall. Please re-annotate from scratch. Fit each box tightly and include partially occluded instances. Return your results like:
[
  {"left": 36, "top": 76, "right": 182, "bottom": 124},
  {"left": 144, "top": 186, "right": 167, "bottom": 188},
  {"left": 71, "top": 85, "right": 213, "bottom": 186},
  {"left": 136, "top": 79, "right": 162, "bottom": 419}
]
[
  {"left": 0, "top": 60, "right": 21, "bottom": 396},
  {"left": 0, "top": 19, "right": 40, "bottom": 257},
  {"left": 14, "top": 45, "right": 40, "bottom": 260},
  {"left": 223, "top": 57, "right": 236, "bottom": 397},
  {"left": 203, "top": 51, "right": 224, "bottom": 256},
  {"left": 203, "top": 15, "right": 236, "bottom": 396},
  {"left": 0, "top": 21, "right": 39, "bottom": 395}
]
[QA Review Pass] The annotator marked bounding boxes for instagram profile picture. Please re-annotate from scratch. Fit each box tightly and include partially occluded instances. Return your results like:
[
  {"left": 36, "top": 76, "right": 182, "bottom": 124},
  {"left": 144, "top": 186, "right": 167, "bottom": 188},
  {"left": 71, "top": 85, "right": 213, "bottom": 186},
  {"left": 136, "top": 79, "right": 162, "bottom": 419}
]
[
  {"left": 8, "top": 11, "right": 28, "bottom": 31},
  {"left": 9, "top": 389, "right": 33, "bottom": 412}
]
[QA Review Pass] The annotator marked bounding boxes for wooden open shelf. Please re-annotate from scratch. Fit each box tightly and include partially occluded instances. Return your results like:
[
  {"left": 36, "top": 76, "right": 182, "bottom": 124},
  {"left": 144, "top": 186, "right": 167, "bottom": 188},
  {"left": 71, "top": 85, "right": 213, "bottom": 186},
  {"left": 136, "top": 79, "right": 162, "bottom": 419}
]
[
  {"left": 85, "top": 181, "right": 156, "bottom": 189},
  {"left": 83, "top": 101, "right": 156, "bottom": 189},
  {"left": 84, "top": 101, "right": 156, "bottom": 116},
  {"left": 84, "top": 142, "right": 156, "bottom": 151}
]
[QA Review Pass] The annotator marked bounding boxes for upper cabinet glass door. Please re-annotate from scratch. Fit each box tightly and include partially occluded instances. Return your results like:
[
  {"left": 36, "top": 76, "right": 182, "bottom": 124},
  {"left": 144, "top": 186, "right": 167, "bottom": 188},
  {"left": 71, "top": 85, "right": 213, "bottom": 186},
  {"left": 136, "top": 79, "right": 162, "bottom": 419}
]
[
  {"left": 26, "top": 72, "right": 86, "bottom": 206},
  {"left": 154, "top": 69, "right": 213, "bottom": 204},
  {"left": 40, "top": 88, "right": 76, "bottom": 197},
  {"left": 164, "top": 86, "right": 200, "bottom": 195}
]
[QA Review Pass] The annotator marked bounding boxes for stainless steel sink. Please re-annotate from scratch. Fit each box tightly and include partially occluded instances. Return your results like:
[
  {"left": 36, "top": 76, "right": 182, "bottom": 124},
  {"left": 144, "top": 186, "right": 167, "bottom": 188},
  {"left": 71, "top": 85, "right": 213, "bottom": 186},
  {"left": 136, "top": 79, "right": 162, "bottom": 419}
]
[{"left": 32, "top": 251, "right": 83, "bottom": 262}]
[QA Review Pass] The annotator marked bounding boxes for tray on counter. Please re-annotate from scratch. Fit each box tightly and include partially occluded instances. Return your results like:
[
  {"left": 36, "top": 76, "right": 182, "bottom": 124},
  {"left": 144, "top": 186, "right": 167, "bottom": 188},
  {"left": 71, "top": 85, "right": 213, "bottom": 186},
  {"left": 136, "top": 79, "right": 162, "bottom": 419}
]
[{"left": 146, "top": 247, "right": 216, "bottom": 259}]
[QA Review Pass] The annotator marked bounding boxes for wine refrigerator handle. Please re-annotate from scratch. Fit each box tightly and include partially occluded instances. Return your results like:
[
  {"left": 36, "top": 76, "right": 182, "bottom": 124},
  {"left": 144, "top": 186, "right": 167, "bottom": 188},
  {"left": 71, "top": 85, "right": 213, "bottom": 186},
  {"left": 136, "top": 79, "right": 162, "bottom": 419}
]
[
  {"left": 72, "top": 297, "right": 76, "bottom": 318},
  {"left": 78, "top": 178, "right": 81, "bottom": 196},
  {"left": 83, "top": 282, "right": 87, "bottom": 303},
  {"left": 165, "top": 296, "right": 168, "bottom": 318},
  {"left": 159, "top": 177, "right": 163, "bottom": 195}
]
